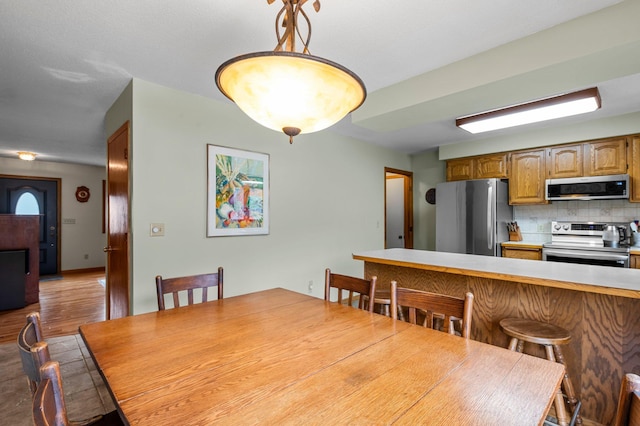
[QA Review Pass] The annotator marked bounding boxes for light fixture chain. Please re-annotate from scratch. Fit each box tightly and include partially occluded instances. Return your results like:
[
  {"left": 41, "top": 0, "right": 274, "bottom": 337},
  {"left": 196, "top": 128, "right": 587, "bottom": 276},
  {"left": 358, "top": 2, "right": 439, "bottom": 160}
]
[{"left": 272, "top": 0, "right": 318, "bottom": 54}]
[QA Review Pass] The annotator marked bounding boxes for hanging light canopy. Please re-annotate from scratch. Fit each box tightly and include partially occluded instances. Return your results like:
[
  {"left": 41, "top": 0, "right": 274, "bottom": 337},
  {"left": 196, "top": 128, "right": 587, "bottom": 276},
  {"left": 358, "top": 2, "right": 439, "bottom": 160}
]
[
  {"left": 456, "top": 87, "right": 601, "bottom": 134},
  {"left": 215, "top": 0, "right": 366, "bottom": 144}
]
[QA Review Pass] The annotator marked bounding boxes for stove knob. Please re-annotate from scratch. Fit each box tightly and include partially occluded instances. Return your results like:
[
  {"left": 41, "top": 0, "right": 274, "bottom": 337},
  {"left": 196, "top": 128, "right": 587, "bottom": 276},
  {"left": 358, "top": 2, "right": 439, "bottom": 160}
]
[
  {"left": 554, "top": 224, "right": 561, "bottom": 230},
  {"left": 562, "top": 224, "right": 570, "bottom": 230}
]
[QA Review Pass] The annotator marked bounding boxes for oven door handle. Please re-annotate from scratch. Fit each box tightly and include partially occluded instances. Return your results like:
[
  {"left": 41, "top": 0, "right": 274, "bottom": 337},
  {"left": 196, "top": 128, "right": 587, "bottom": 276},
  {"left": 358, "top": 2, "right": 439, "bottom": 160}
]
[{"left": 543, "top": 248, "right": 629, "bottom": 262}]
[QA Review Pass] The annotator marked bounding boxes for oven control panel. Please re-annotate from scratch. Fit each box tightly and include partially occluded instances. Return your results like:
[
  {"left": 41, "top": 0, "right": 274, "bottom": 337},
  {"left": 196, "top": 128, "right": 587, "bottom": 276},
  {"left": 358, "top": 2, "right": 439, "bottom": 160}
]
[
  {"left": 551, "top": 221, "right": 607, "bottom": 236},
  {"left": 550, "top": 221, "right": 632, "bottom": 246}
]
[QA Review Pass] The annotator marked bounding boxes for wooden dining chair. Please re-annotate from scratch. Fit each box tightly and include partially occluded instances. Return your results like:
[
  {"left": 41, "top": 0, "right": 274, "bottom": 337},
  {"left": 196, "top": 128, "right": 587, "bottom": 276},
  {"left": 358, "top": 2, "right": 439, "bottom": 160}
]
[
  {"left": 324, "top": 268, "right": 377, "bottom": 312},
  {"left": 155, "top": 267, "right": 223, "bottom": 310},
  {"left": 390, "top": 280, "right": 474, "bottom": 338},
  {"left": 17, "top": 312, "right": 48, "bottom": 394},
  {"left": 614, "top": 373, "right": 640, "bottom": 426},
  {"left": 33, "top": 361, "right": 123, "bottom": 426}
]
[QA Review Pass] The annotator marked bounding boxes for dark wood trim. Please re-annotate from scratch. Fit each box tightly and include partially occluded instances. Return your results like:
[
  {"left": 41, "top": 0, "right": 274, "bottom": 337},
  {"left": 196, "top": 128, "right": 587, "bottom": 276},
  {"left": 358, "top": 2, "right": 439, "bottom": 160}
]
[{"left": 384, "top": 167, "right": 414, "bottom": 249}]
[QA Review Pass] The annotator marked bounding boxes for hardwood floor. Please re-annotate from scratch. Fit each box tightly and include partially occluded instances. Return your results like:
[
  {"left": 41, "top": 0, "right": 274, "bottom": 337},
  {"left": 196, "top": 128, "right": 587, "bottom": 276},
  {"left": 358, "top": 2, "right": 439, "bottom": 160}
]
[{"left": 0, "top": 270, "right": 106, "bottom": 344}]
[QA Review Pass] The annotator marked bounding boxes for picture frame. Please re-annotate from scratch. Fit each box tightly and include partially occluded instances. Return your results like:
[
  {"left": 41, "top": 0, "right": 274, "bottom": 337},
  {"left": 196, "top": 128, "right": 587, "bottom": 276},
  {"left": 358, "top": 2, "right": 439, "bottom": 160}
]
[{"left": 207, "top": 144, "right": 269, "bottom": 237}]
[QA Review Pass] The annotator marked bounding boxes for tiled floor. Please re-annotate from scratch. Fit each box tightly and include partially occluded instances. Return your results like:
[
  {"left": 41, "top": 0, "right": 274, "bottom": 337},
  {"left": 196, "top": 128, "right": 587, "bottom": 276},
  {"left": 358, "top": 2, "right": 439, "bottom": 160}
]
[{"left": 1, "top": 334, "right": 116, "bottom": 425}]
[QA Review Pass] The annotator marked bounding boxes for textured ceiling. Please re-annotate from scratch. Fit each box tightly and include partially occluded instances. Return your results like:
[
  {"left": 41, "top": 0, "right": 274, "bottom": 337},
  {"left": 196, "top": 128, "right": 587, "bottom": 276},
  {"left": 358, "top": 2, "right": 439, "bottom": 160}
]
[{"left": 1, "top": 0, "right": 639, "bottom": 166}]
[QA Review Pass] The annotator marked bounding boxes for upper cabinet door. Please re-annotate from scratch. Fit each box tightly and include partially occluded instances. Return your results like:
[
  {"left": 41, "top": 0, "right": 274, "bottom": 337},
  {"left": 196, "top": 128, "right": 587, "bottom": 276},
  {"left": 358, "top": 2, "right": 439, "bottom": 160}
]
[
  {"left": 446, "top": 158, "right": 474, "bottom": 181},
  {"left": 475, "top": 153, "right": 508, "bottom": 179},
  {"left": 630, "top": 135, "right": 640, "bottom": 202},
  {"left": 584, "top": 137, "right": 627, "bottom": 176},
  {"left": 509, "top": 149, "right": 548, "bottom": 205},
  {"left": 547, "top": 144, "right": 583, "bottom": 178}
]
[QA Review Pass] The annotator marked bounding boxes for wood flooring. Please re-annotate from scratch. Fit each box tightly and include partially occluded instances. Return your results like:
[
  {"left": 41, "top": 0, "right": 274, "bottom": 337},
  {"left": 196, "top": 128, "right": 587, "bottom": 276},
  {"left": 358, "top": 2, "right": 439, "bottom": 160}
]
[{"left": 0, "top": 270, "right": 106, "bottom": 344}]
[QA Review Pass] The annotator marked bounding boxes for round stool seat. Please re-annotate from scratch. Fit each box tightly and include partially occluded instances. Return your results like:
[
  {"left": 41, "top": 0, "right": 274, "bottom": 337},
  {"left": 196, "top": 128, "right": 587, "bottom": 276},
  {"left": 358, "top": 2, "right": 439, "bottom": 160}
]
[
  {"left": 373, "top": 288, "right": 391, "bottom": 305},
  {"left": 500, "top": 317, "right": 581, "bottom": 425},
  {"left": 365, "top": 289, "right": 404, "bottom": 320},
  {"left": 500, "top": 318, "right": 571, "bottom": 346}
]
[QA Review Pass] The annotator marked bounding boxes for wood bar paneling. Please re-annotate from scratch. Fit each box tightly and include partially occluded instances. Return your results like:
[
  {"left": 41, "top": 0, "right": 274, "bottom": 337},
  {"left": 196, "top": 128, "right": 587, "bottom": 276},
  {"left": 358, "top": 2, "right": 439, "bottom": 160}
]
[{"left": 364, "top": 261, "right": 639, "bottom": 425}]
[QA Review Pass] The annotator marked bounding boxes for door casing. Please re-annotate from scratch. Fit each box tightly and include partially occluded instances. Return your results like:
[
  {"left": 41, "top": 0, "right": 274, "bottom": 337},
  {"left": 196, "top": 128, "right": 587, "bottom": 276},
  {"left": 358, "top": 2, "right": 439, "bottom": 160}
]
[
  {"left": 384, "top": 168, "right": 413, "bottom": 249},
  {"left": 106, "top": 121, "right": 131, "bottom": 319}
]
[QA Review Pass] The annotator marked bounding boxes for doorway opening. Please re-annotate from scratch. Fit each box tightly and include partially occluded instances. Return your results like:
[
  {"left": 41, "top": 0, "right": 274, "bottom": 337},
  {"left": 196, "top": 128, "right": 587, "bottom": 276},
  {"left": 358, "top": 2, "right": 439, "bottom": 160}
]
[{"left": 384, "top": 168, "right": 413, "bottom": 249}]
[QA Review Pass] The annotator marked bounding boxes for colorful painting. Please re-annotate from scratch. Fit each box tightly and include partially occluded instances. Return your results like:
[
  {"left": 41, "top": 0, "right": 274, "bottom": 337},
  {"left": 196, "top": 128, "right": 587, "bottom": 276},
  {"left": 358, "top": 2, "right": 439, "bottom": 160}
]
[{"left": 207, "top": 145, "right": 269, "bottom": 237}]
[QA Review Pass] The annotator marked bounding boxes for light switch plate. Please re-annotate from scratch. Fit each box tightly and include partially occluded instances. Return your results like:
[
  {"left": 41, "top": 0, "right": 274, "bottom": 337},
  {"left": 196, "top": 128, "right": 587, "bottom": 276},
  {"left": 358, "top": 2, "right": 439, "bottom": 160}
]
[{"left": 150, "top": 223, "right": 165, "bottom": 236}]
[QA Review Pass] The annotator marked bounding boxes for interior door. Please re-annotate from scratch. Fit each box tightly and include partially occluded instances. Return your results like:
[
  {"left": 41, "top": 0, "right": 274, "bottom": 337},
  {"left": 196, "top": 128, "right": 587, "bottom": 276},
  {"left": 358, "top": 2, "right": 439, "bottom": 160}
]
[
  {"left": 384, "top": 168, "right": 414, "bottom": 249},
  {"left": 106, "top": 122, "right": 130, "bottom": 319},
  {"left": 0, "top": 176, "right": 60, "bottom": 275},
  {"left": 386, "top": 177, "right": 405, "bottom": 248}
]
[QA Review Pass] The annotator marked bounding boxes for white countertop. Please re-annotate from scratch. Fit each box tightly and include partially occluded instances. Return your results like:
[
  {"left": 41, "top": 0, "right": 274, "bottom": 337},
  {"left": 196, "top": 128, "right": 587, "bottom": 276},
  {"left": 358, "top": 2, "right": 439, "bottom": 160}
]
[{"left": 353, "top": 248, "right": 640, "bottom": 298}]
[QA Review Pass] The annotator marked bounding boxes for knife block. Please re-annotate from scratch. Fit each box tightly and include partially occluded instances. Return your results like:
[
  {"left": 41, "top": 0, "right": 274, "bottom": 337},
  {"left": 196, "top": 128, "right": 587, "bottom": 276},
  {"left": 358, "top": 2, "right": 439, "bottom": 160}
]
[{"left": 508, "top": 228, "right": 523, "bottom": 241}]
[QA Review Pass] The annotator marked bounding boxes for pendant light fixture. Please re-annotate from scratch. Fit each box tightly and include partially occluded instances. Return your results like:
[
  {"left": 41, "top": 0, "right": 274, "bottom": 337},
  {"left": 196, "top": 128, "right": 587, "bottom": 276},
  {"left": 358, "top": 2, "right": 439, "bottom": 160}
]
[
  {"left": 456, "top": 87, "right": 601, "bottom": 134},
  {"left": 215, "top": 0, "right": 366, "bottom": 144}
]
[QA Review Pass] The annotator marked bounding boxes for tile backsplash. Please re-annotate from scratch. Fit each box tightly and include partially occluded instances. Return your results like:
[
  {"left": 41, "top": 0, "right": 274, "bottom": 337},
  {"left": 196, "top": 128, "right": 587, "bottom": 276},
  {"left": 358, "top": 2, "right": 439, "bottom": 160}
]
[{"left": 513, "top": 200, "right": 640, "bottom": 243}]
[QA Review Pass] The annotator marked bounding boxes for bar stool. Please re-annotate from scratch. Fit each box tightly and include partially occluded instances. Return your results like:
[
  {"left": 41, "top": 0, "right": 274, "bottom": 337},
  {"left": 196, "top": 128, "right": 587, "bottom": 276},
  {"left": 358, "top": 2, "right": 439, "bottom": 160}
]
[
  {"left": 499, "top": 318, "right": 581, "bottom": 426},
  {"left": 368, "top": 289, "right": 404, "bottom": 320}
]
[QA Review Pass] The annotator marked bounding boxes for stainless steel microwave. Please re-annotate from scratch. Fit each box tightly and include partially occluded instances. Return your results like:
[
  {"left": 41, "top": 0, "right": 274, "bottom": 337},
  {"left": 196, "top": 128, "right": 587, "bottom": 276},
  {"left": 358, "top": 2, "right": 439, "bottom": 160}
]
[{"left": 545, "top": 174, "right": 629, "bottom": 201}]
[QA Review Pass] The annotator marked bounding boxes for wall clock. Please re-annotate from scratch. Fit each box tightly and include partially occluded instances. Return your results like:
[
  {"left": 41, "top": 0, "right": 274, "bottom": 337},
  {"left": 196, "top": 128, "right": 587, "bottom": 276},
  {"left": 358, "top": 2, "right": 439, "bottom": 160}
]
[
  {"left": 75, "top": 186, "right": 90, "bottom": 203},
  {"left": 425, "top": 188, "right": 436, "bottom": 205}
]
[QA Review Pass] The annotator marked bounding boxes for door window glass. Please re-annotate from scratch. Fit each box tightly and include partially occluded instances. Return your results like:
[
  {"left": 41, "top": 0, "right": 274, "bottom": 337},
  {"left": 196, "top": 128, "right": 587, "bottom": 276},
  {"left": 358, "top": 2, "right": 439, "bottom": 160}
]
[{"left": 15, "top": 192, "right": 40, "bottom": 215}]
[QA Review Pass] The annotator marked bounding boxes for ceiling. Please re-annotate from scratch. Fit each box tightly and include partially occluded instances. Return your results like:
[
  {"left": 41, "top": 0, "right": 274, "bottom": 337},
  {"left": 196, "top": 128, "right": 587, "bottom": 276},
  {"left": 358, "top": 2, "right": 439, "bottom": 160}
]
[{"left": 2, "top": 0, "right": 640, "bottom": 166}]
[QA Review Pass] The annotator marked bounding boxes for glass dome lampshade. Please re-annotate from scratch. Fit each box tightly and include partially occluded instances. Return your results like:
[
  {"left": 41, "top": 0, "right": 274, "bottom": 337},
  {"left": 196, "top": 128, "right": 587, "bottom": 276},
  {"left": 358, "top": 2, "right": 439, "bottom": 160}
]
[{"left": 215, "top": 0, "right": 366, "bottom": 144}]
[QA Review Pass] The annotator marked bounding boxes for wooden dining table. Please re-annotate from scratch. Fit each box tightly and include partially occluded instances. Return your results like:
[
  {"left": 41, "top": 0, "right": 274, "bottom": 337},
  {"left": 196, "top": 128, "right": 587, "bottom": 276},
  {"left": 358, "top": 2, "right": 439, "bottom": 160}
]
[{"left": 79, "top": 288, "right": 565, "bottom": 425}]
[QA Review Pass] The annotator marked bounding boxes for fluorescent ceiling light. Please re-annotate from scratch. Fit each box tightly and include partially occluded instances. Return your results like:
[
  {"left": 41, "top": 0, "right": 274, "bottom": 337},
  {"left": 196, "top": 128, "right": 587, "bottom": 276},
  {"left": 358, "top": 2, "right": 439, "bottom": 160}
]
[{"left": 456, "top": 87, "right": 601, "bottom": 134}]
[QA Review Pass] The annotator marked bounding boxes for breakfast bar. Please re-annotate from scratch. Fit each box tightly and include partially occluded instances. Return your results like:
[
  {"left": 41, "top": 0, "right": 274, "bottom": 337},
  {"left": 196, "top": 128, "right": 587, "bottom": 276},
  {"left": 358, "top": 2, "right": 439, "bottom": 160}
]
[{"left": 353, "top": 248, "right": 640, "bottom": 425}]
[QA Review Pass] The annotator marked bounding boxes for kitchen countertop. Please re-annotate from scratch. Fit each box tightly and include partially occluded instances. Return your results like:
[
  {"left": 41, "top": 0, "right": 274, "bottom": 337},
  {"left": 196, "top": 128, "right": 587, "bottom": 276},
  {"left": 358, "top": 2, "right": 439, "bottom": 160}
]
[
  {"left": 353, "top": 248, "right": 640, "bottom": 299},
  {"left": 501, "top": 241, "right": 543, "bottom": 248}
]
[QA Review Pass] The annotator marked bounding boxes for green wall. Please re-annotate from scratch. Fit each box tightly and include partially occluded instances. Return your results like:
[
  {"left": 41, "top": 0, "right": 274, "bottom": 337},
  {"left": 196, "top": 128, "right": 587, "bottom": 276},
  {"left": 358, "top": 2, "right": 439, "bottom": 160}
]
[{"left": 107, "top": 79, "right": 411, "bottom": 314}]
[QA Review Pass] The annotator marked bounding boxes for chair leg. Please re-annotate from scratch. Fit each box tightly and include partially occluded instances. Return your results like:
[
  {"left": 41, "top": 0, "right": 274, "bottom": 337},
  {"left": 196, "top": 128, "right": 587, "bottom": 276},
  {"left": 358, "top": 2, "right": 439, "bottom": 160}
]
[
  {"left": 507, "top": 337, "right": 519, "bottom": 351},
  {"left": 553, "top": 345, "right": 582, "bottom": 425}
]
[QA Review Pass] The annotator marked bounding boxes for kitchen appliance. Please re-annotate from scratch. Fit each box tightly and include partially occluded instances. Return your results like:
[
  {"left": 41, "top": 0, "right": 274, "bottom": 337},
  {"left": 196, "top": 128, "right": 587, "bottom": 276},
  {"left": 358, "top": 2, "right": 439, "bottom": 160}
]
[
  {"left": 631, "top": 221, "right": 640, "bottom": 247},
  {"left": 542, "top": 221, "right": 631, "bottom": 268},
  {"left": 602, "top": 225, "right": 626, "bottom": 248},
  {"left": 545, "top": 174, "right": 629, "bottom": 201},
  {"left": 435, "top": 179, "right": 513, "bottom": 256}
]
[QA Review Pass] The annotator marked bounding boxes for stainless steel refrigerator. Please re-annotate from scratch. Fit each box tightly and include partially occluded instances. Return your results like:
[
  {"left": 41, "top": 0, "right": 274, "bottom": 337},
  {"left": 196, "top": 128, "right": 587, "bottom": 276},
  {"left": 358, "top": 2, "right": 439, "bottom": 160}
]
[{"left": 435, "top": 179, "right": 513, "bottom": 256}]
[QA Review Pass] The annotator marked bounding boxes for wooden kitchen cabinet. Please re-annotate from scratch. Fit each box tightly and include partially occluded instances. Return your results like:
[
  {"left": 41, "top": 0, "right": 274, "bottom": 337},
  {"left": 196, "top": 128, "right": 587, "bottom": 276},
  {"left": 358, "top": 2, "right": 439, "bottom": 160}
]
[
  {"left": 631, "top": 254, "right": 640, "bottom": 269},
  {"left": 630, "top": 135, "right": 640, "bottom": 202},
  {"left": 446, "top": 158, "right": 474, "bottom": 181},
  {"left": 509, "top": 149, "right": 547, "bottom": 205},
  {"left": 446, "top": 153, "right": 508, "bottom": 181},
  {"left": 501, "top": 245, "right": 542, "bottom": 260},
  {"left": 547, "top": 144, "right": 583, "bottom": 178},
  {"left": 584, "top": 137, "right": 627, "bottom": 176},
  {"left": 475, "top": 153, "right": 508, "bottom": 179}
]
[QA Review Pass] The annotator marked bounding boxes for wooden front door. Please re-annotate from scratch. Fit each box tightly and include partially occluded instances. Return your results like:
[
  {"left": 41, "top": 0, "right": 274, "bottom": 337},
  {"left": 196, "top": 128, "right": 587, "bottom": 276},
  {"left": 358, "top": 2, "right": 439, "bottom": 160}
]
[
  {"left": 106, "top": 122, "right": 130, "bottom": 319},
  {"left": 0, "top": 176, "right": 60, "bottom": 275}
]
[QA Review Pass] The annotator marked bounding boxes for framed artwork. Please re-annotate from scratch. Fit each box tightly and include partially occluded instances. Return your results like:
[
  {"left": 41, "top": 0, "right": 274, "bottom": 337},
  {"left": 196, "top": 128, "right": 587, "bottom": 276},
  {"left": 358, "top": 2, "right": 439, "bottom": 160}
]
[{"left": 207, "top": 144, "right": 269, "bottom": 237}]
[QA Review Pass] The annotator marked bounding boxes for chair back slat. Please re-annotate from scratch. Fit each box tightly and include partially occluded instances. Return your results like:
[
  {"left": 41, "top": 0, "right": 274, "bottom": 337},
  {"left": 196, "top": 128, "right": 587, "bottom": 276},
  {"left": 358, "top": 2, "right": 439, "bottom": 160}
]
[
  {"left": 390, "top": 281, "right": 474, "bottom": 338},
  {"left": 33, "top": 361, "right": 69, "bottom": 426},
  {"left": 630, "top": 392, "right": 640, "bottom": 426},
  {"left": 18, "top": 313, "right": 50, "bottom": 394},
  {"left": 156, "top": 267, "right": 223, "bottom": 310},
  {"left": 614, "top": 373, "right": 640, "bottom": 426},
  {"left": 324, "top": 268, "right": 377, "bottom": 312}
]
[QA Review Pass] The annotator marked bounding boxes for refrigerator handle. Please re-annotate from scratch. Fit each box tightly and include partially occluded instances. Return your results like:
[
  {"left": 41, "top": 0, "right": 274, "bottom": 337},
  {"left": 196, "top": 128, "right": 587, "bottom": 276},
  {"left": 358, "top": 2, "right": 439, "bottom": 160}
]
[{"left": 487, "top": 185, "right": 493, "bottom": 249}]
